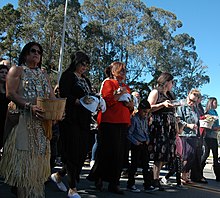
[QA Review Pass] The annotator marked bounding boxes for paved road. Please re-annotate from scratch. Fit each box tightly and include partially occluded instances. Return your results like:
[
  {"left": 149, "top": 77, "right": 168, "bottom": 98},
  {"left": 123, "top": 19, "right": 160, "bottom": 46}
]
[{"left": 1, "top": 156, "right": 220, "bottom": 198}]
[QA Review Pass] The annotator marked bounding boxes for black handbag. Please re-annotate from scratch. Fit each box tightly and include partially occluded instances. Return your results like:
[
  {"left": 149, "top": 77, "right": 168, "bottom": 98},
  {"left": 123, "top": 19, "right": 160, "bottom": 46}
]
[{"left": 3, "top": 102, "right": 20, "bottom": 145}]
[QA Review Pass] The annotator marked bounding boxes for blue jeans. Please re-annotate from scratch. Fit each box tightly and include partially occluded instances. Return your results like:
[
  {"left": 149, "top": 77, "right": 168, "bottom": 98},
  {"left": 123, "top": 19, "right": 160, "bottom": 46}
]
[{"left": 91, "top": 134, "right": 98, "bottom": 161}]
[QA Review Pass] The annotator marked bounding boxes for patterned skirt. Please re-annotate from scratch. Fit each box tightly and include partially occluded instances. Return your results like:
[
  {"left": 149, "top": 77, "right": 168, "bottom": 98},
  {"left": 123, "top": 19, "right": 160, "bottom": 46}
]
[{"left": 148, "top": 113, "right": 176, "bottom": 162}]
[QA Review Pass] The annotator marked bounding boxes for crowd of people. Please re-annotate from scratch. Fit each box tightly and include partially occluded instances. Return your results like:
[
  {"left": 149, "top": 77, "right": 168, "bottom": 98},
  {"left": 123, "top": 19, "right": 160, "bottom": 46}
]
[{"left": 0, "top": 42, "right": 220, "bottom": 198}]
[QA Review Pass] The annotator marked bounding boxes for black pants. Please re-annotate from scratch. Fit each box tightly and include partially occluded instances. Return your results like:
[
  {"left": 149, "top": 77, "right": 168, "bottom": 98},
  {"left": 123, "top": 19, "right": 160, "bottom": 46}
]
[
  {"left": 59, "top": 121, "right": 89, "bottom": 189},
  {"left": 201, "top": 137, "right": 218, "bottom": 166},
  {"left": 127, "top": 143, "right": 152, "bottom": 188},
  {"left": 165, "top": 156, "right": 182, "bottom": 185},
  {"left": 190, "top": 137, "right": 203, "bottom": 181},
  {"left": 87, "top": 123, "right": 128, "bottom": 187},
  {"left": 181, "top": 136, "right": 203, "bottom": 181}
]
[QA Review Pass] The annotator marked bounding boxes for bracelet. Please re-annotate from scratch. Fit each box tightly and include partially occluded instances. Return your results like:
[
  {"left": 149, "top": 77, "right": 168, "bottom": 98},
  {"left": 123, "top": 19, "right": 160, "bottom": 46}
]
[{"left": 24, "top": 102, "right": 32, "bottom": 110}]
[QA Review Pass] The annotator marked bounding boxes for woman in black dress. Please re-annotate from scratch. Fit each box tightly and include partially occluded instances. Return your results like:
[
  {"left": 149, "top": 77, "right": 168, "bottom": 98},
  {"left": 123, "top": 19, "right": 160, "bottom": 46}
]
[
  {"left": 58, "top": 51, "right": 92, "bottom": 198},
  {"left": 148, "top": 72, "right": 176, "bottom": 190},
  {"left": 0, "top": 64, "right": 9, "bottom": 154}
]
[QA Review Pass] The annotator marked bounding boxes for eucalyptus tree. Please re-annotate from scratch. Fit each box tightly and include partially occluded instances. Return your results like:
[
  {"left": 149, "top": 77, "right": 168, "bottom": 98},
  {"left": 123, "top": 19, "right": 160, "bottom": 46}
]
[
  {"left": 81, "top": 0, "right": 119, "bottom": 89},
  {"left": 18, "top": 0, "right": 65, "bottom": 75},
  {"left": 82, "top": 0, "right": 153, "bottom": 90},
  {"left": 137, "top": 6, "right": 209, "bottom": 97},
  {"left": 18, "top": 0, "right": 84, "bottom": 85},
  {"left": 0, "top": 4, "right": 22, "bottom": 65},
  {"left": 5, "top": 0, "right": 209, "bottom": 95},
  {"left": 82, "top": 1, "right": 210, "bottom": 96}
]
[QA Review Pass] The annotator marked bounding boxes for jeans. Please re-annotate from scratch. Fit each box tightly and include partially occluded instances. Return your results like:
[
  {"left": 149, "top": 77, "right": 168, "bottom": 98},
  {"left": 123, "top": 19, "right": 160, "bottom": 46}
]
[{"left": 91, "top": 134, "right": 98, "bottom": 161}]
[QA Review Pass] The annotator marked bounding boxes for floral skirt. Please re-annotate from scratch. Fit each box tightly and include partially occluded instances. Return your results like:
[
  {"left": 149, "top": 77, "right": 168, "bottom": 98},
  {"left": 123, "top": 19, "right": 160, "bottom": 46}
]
[{"left": 148, "top": 113, "right": 176, "bottom": 162}]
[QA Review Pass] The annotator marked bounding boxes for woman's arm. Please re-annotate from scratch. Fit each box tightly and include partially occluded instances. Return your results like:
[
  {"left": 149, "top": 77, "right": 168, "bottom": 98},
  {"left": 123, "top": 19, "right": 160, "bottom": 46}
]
[
  {"left": 6, "top": 66, "right": 25, "bottom": 108},
  {"left": 147, "top": 89, "right": 173, "bottom": 113},
  {"left": 7, "top": 66, "right": 46, "bottom": 120}
]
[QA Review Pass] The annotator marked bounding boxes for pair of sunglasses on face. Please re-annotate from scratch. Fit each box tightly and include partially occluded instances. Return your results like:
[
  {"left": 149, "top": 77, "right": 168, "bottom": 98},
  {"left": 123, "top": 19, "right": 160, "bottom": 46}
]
[{"left": 30, "top": 48, "right": 42, "bottom": 55}]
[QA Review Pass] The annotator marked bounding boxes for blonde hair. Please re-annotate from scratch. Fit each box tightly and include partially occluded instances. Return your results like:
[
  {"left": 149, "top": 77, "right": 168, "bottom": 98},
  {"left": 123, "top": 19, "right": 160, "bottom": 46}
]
[
  {"left": 188, "top": 89, "right": 201, "bottom": 98},
  {"left": 110, "top": 62, "right": 126, "bottom": 78}
]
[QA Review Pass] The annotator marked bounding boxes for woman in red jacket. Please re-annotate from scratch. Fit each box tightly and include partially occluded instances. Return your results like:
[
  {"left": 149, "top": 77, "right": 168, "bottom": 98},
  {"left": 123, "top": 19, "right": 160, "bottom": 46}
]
[{"left": 87, "top": 61, "right": 134, "bottom": 194}]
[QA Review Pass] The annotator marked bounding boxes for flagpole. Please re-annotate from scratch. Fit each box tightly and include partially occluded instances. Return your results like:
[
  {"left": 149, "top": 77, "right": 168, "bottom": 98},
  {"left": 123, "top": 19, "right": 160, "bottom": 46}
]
[{"left": 57, "top": 0, "right": 68, "bottom": 83}]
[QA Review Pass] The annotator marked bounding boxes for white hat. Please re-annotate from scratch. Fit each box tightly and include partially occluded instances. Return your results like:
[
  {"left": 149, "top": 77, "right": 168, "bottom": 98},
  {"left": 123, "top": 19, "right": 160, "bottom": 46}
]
[
  {"left": 118, "top": 93, "right": 131, "bottom": 102},
  {"left": 80, "top": 95, "right": 106, "bottom": 113}
]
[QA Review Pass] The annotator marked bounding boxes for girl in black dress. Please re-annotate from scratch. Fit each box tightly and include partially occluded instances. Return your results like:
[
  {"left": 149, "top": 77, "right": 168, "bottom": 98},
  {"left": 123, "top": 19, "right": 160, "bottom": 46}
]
[{"left": 148, "top": 72, "right": 176, "bottom": 190}]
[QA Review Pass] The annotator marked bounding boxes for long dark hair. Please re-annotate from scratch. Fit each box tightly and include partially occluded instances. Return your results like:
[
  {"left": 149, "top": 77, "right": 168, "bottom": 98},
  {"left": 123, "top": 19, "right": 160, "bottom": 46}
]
[
  {"left": 67, "top": 51, "right": 90, "bottom": 73},
  {"left": 205, "top": 97, "right": 217, "bottom": 113},
  {"left": 18, "top": 42, "right": 43, "bottom": 67},
  {"left": 156, "top": 72, "right": 175, "bottom": 99},
  {"left": 157, "top": 72, "right": 173, "bottom": 88}
]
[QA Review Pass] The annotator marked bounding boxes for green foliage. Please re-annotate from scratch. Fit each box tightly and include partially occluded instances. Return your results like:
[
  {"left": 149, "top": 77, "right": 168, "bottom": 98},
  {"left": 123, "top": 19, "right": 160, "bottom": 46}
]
[
  {"left": 0, "top": 0, "right": 210, "bottom": 97},
  {"left": 0, "top": 3, "right": 22, "bottom": 65}
]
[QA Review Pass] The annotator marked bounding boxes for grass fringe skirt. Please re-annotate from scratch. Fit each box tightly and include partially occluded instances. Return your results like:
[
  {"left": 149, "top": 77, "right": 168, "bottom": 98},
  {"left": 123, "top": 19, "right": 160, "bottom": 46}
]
[{"left": 0, "top": 125, "right": 50, "bottom": 198}]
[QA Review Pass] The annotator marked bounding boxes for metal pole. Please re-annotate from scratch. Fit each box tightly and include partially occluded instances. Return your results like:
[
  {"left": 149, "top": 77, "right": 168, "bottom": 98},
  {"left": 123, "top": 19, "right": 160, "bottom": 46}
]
[{"left": 57, "top": 0, "right": 68, "bottom": 83}]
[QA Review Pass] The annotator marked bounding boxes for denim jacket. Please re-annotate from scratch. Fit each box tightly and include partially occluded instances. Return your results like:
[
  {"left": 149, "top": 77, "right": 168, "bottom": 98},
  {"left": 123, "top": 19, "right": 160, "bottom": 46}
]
[{"left": 176, "top": 105, "right": 199, "bottom": 137}]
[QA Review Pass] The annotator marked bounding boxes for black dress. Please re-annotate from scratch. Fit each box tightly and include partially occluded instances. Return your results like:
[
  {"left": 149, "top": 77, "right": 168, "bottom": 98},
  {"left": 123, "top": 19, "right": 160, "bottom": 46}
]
[
  {"left": 148, "top": 90, "right": 176, "bottom": 162},
  {"left": 59, "top": 69, "right": 92, "bottom": 188},
  {"left": 0, "top": 92, "right": 10, "bottom": 150}
]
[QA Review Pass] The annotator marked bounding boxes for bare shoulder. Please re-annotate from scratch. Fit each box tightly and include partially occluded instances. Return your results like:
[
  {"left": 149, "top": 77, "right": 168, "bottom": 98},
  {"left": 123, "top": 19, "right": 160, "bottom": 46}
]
[
  {"left": 148, "top": 89, "right": 158, "bottom": 98},
  {"left": 8, "top": 66, "right": 23, "bottom": 78},
  {"left": 148, "top": 89, "right": 158, "bottom": 104}
]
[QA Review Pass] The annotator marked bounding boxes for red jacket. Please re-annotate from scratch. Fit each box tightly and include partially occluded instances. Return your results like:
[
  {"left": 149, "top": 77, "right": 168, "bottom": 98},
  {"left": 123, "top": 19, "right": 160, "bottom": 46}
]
[{"left": 97, "top": 79, "right": 131, "bottom": 125}]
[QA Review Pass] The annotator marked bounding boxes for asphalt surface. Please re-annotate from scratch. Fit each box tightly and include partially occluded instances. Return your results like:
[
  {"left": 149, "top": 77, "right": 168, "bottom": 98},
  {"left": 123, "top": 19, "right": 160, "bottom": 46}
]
[{"left": 1, "top": 155, "right": 220, "bottom": 198}]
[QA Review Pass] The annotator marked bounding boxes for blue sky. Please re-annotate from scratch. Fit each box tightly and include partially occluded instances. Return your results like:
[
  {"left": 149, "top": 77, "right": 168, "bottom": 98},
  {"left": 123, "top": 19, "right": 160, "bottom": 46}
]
[
  {"left": 1, "top": 0, "right": 220, "bottom": 114},
  {"left": 145, "top": 0, "right": 220, "bottom": 114}
]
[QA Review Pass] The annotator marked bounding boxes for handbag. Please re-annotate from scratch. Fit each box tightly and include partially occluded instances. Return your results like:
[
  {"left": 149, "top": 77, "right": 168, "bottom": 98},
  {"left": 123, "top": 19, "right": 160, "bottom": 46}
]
[
  {"left": 7, "top": 101, "right": 20, "bottom": 126},
  {"left": 3, "top": 102, "right": 20, "bottom": 145}
]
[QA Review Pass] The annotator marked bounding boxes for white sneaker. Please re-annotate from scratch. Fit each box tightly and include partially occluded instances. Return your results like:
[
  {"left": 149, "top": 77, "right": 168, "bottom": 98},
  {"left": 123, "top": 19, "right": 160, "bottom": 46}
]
[
  {"left": 68, "top": 192, "right": 81, "bottom": 198},
  {"left": 127, "top": 185, "right": 140, "bottom": 193},
  {"left": 51, "top": 173, "right": 67, "bottom": 192},
  {"left": 161, "top": 176, "right": 170, "bottom": 185},
  {"left": 90, "top": 160, "right": 95, "bottom": 168}
]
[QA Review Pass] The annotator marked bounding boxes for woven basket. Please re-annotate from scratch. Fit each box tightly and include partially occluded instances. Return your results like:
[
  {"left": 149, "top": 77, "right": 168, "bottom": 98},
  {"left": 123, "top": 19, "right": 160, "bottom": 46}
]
[
  {"left": 199, "top": 120, "right": 214, "bottom": 129},
  {"left": 37, "top": 97, "right": 66, "bottom": 120}
]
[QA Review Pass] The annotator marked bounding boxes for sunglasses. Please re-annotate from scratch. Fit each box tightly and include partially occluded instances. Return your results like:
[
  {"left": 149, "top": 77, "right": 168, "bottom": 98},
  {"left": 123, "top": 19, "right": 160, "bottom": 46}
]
[
  {"left": 188, "top": 97, "right": 197, "bottom": 103},
  {"left": 81, "top": 62, "right": 90, "bottom": 67},
  {"left": 30, "top": 48, "right": 42, "bottom": 55}
]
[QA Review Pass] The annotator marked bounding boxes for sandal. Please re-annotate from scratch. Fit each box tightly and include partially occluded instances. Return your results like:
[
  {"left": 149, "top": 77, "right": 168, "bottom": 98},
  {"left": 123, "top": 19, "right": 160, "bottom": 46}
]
[{"left": 181, "top": 179, "right": 193, "bottom": 184}]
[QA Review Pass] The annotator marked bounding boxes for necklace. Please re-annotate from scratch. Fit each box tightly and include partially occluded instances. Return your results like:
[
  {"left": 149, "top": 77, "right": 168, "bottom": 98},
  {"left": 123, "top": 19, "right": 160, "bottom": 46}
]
[
  {"left": 24, "top": 66, "right": 48, "bottom": 98},
  {"left": 74, "top": 72, "right": 82, "bottom": 78},
  {"left": 74, "top": 72, "right": 91, "bottom": 95}
]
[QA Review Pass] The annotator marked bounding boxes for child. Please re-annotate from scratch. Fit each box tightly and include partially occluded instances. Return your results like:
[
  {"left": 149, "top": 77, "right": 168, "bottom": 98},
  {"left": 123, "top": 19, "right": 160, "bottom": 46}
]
[
  {"left": 160, "top": 120, "right": 188, "bottom": 189},
  {"left": 127, "top": 99, "right": 157, "bottom": 192}
]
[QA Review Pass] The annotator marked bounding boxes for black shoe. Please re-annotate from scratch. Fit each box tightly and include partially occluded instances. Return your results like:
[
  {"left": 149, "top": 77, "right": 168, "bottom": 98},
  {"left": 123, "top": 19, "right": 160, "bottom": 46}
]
[
  {"left": 153, "top": 179, "right": 164, "bottom": 191},
  {"left": 192, "top": 178, "right": 208, "bottom": 184},
  {"left": 108, "top": 184, "right": 124, "bottom": 194},
  {"left": 11, "top": 186, "right": 17, "bottom": 196},
  {"left": 95, "top": 179, "right": 103, "bottom": 191},
  {"left": 144, "top": 185, "right": 159, "bottom": 192}
]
